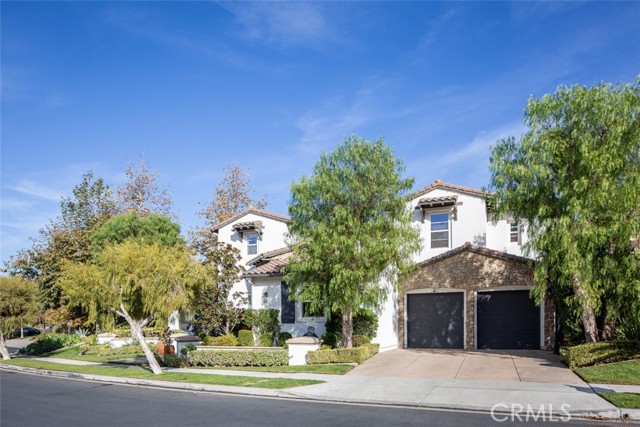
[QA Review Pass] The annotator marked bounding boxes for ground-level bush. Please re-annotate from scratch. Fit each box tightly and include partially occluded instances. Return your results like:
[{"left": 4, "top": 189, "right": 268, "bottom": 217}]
[
  {"left": 307, "top": 343, "right": 379, "bottom": 365},
  {"left": 163, "top": 354, "right": 189, "bottom": 368},
  {"left": 79, "top": 343, "right": 144, "bottom": 356},
  {"left": 237, "top": 330, "right": 254, "bottom": 346},
  {"left": 561, "top": 341, "right": 640, "bottom": 369},
  {"left": 278, "top": 332, "right": 293, "bottom": 346},
  {"left": 352, "top": 335, "right": 371, "bottom": 347},
  {"left": 209, "top": 334, "right": 238, "bottom": 347},
  {"left": 189, "top": 349, "right": 288, "bottom": 367},
  {"left": 18, "top": 333, "right": 82, "bottom": 356}
]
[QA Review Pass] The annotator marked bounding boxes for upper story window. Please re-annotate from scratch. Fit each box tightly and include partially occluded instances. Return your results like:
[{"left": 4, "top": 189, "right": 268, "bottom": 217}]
[
  {"left": 430, "top": 213, "right": 450, "bottom": 248},
  {"left": 246, "top": 233, "right": 258, "bottom": 255},
  {"left": 510, "top": 221, "right": 520, "bottom": 244}
]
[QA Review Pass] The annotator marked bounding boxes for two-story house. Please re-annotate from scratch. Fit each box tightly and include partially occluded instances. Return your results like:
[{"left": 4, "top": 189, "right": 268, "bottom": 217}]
[
  {"left": 208, "top": 181, "right": 554, "bottom": 353},
  {"left": 211, "top": 207, "right": 326, "bottom": 338}
]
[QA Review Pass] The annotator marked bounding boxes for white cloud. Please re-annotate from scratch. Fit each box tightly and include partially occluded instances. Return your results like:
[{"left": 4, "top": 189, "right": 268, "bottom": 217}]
[
  {"left": 7, "top": 180, "right": 65, "bottom": 202},
  {"left": 224, "top": 2, "right": 335, "bottom": 47}
]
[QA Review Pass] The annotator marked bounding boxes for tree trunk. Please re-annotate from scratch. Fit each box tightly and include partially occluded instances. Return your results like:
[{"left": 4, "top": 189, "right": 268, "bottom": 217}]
[
  {"left": 572, "top": 275, "right": 598, "bottom": 342},
  {"left": 117, "top": 303, "right": 163, "bottom": 375},
  {"left": 0, "top": 331, "right": 11, "bottom": 360},
  {"left": 341, "top": 306, "right": 353, "bottom": 349}
]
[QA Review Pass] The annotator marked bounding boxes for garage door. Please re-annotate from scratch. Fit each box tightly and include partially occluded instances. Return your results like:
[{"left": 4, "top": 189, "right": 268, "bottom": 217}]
[
  {"left": 407, "top": 292, "right": 464, "bottom": 348},
  {"left": 476, "top": 290, "right": 540, "bottom": 349}
]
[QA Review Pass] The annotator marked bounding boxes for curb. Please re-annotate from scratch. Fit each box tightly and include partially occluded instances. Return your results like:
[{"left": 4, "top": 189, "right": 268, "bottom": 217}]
[{"left": 0, "top": 364, "right": 630, "bottom": 421}]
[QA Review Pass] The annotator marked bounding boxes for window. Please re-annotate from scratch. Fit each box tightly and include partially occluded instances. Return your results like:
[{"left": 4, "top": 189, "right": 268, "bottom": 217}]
[
  {"left": 510, "top": 221, "right": 520, "bottom": 244},
  {"left": 430, "top": 213, "right": 450, "bottom": 248},
  {"left": 302, "top": 301, "right": 323, "bottom": 318},
  {"left": 246, "top": 233, "right": 258, "bottom": 255}
]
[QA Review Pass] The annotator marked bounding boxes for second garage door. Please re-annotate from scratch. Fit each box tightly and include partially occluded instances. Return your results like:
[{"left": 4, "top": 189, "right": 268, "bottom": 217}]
[
  {"left": 476, "top": 290, "right": 540, "bottom": 349},
  {"left": 406, "top": 292, "right": 464, "bottom": 348}
]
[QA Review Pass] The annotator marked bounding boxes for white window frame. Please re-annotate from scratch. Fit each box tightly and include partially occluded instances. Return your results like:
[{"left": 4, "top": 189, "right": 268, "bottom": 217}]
[
  {"left": 246, "top": 232, "right": 258, "bottom": 255},
  {"left": 509, "top": 221, "right": 520, "bottom": 245},
  {"left": 429, "top": 211, "right": 451, "bottom": 249}
]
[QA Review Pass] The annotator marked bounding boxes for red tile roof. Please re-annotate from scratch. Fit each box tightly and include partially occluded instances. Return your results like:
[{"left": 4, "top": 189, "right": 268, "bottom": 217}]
[
  {"left": 417, "top": 242, "right": 534, "bottom": 268},
  {"left": 245, "top": 247, "right": 292, "bottom": 277}
]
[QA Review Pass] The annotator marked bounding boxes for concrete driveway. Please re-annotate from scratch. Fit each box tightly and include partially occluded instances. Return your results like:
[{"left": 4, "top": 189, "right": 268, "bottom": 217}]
[{"left": 348, "top": 349, "right": 585, "bottom": 384}]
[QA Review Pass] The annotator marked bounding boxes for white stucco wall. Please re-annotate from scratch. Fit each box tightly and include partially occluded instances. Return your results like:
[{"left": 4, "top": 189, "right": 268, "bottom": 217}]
[
  {"left": 372, "top": 279, "right": 398, "bottom": 352},
  {"left": 216, "top": 212, "right": 290, "bottom": 300},
  {"left": 251, "top": 276, "right": 326, "bottom": 338}
]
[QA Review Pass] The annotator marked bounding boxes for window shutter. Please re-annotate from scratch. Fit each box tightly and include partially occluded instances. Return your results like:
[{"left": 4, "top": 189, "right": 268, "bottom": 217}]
[{"left": 280, "top": 281, "right": 296, "bottom": 324}]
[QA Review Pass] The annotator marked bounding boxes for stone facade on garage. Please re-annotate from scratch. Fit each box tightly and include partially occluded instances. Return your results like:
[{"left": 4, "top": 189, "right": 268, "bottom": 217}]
[{"left": 398, "top": 242, "right": 555, "bottom": 350}]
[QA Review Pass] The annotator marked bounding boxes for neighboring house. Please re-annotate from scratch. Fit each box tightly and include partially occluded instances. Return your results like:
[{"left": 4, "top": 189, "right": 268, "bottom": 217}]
[
  {"left": 211, "top": 207, "right": 326, "bottom": 338},
  {"left": 201, "top": 180, "right": 553, "bottom": 352}
]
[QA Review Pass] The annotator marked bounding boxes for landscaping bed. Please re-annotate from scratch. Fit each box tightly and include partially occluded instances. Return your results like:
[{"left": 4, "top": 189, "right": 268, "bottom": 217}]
[
  {"left": 47, "top": 346, "right": 145, "bottom": 363},
  {"left": 0, "top": 359, "right": 322, "bottom": 389}
]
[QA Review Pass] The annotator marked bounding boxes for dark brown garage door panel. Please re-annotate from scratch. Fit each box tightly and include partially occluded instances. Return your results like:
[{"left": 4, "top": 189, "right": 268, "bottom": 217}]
[
  {"left": 407, "top": 292, "right": 464, "bottom": 349},
  {"left": 476, "top": 290, "right": 540, "bottom": 349}
]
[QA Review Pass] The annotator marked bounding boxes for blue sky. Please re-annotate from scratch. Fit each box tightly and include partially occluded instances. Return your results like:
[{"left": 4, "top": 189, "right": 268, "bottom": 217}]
[{"left": 2, "top": 1, "right": 639, "bottom": 263}]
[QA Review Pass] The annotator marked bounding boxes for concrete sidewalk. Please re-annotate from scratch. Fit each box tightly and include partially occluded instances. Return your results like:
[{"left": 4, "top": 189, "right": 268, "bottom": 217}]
[{"left": 10, "top": 357, "right": 623, "bottom": 419}]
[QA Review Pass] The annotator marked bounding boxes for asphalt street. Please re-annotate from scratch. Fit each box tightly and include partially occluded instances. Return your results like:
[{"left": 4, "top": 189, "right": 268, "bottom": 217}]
[{"left": 0, "top": 370, "right": 633, "bottom": 427}]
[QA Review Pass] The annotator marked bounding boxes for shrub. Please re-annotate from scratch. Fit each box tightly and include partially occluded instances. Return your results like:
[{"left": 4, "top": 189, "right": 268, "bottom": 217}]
[
  {"left": 237, "top": 330, "right": 254, "bottom": 346},
  {"left": 79, "top": 343, "right": 143, "bottom": 356},
  {"left": 321, "top": 332, "right": 338, "bottom": 348},
  {"left": 180, "top": 343, "right": 197, "bottom": 356},
  {"left": 111, "top": 327, "right": 178, "bottom": 338},
  {"left": 561, "top": 341, "right": 640, "bottom": 369},
  {"left": 211, "top": 334, "right": 238, "bottom": 347},
  {"left": 352, "top": 335, "right": 371, "bottom": 347},
  {"left": 164, "top": 354, "right": 189, "bottom": 368},
  {"left": 325, "top": 309, "right": 379, "bottom": 344},
  {"left": 18, "top": 333, "right": 82, "bottom": 356},
  {"left": 259, "top": 333, "right": 273, "bottom": 347},
  {"left": 278, "top": 332, "right": 293, "bottom": 346},
  {"left": 189, "top": 349, "right": 288, "bottom": 367},
  {"left": 307, "top": 343, "right": 379, "bottom": 365},
  {"left": 244, "top": 309, "right": 280, "bottom": 343}
]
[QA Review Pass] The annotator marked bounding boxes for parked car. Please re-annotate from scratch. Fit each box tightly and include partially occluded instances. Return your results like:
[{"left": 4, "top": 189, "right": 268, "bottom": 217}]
[{"left": 10, "top": 327, "right": 41, "bottom": 338}]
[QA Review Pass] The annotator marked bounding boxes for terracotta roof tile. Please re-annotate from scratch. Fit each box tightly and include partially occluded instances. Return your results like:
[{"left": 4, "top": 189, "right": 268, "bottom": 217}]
[
  {"left": 417, "top": 242, "right": 534, "bottom": 268},
  {"left": 245, "top": 250, "right": 292, "bottom": 277}
]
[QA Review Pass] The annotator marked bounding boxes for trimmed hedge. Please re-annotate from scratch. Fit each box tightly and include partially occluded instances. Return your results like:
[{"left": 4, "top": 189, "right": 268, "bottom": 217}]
[
  {"left": 111, "top": 327, "right": 180, "bottom": 338},
  {"left": 189, "top": 348, "right": 288, "bottom": 367},
  {"left": 79, "top": 343, "right": 144, "bottom": 356},
  {"left": 561, "top": 340, "right": 640, "bottom": 369},
  {"left": 18, "top": 333, "right": 82, "bottom": 356},
  {"left": 207, "top": 334, "right": 238, "bottom": 347},
  {"left": 353, "top": 335, "right": 371, "bottom": 347},
  {"left": 307, "top": 343, "right": 379, "bottom": 365}
]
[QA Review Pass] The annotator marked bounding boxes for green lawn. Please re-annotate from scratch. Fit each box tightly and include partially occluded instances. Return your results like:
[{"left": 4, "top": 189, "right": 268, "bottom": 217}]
[
  {"left": 47, "top": 346, "right": 145, "bottom": 363},
  {"left": 599, "top": 392, "right": 640, "bottom": 409},
  {"left": 575, "top": 361, "right": 640, "bottom": 385},
  {"left": 0, "top": 359, "right": 322, "bottom": 389},
  {"left": 214, "top": 364, "right": 354, "bottom": 375}
]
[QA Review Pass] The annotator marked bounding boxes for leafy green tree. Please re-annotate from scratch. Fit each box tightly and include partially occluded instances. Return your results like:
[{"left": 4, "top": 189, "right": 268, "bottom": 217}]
[
  {"left": 4, "top": 172, "right": 116, "bottom": 316},
  {"left": 285, "top": 136, "right": 421, "bottom": 348},
  {"left": 0, "top": 277, "right": 38, "bottom": 359},
  {"left": 91, "top": 212, "right": 183, "bottom": 255},
  {"left": 59, "top": 241, "right": 208, "bottom": 374},
  {"left": 489, "top": 78, "right": 640, "bottom": 342}
]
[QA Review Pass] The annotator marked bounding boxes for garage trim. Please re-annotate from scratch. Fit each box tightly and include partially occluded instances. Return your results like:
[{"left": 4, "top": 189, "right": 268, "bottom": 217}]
[
  {"left": 404, "top": 288, "right": 467, "bottom": 349},
  {"left": 473, "top": 286, "right": 544, "bottom": 350}
]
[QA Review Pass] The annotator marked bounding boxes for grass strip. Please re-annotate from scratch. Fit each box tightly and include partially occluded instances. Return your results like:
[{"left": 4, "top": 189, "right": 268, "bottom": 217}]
[
  {"left": 599, "top": 392, "right": 640, "bottom": 409},
  {"left": 575, "top": 361, "right": 640, "bottom": 385},
  {"left": 47, "top": 346, "right": 145, "bottom": 363},
  {"left": 213, "top": 364, "right": 354, "bottom": 375},
  {"left": 0, "top": 359, "right": 323, "bottom": 389}
]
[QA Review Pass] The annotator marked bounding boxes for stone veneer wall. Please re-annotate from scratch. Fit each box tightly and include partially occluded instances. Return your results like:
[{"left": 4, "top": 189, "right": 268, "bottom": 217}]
[{"left": 398, "top": 249, "right": 554, "bottom": 350}]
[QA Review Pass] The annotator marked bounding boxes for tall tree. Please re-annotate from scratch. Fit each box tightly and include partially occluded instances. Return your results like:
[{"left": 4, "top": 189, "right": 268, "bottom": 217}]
[
  {"left": 4, "top": 172, "right": 116, "bottom": 316},
  {"left": 188, "top": 165, "right": 263, "bottom": 335},
  {"left": 285, "top": 136, "right": 421, "bottom": 348},
  {"left": 489, "top": 78, "right": 640, "bottom": 342},
  {"left": 60, "top": 241, "right": 207, "bottom": 374},
  {"left": 116, "top": 157, "right": 174, "bottom": 218},
  {"left": 0, "top": 277, "right": 38, "bottom": 359}
]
